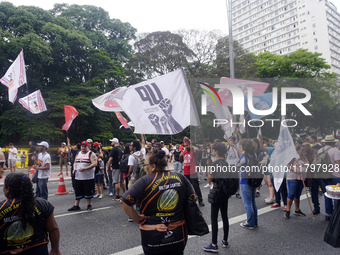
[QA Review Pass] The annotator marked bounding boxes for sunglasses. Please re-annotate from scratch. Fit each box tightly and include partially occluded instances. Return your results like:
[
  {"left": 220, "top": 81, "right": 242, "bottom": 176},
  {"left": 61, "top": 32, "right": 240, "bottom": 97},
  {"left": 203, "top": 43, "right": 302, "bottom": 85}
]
[{"left": 0, "top": 160, "right": 5, "bottom": 167}]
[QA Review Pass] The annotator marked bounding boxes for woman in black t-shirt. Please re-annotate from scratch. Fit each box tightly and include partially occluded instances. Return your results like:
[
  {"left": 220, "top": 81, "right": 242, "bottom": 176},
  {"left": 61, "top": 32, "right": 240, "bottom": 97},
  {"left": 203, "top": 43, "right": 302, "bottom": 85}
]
[
  {"left": 120, "top": 150, "right": 196, "bottom": 255},
  {"left": 0, "top": 173, "right": 61, "bottom": 255},
  {"left": 172, "top": 144, "right": 182, "bottom": 173}
]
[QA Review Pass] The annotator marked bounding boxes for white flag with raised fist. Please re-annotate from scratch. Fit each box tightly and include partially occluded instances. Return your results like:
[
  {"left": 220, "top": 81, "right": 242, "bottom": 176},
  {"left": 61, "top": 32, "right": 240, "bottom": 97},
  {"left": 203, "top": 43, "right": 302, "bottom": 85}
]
[{"left": 112, "top": 69, "right": 199, "bottom": 134}]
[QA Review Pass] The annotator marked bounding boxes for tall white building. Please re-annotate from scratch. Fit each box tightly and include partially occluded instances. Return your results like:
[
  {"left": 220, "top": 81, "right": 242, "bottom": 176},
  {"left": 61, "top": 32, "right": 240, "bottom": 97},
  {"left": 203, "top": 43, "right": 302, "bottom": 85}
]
[{"left": 232, "top": 0, "right": 340, "bottom": 75}]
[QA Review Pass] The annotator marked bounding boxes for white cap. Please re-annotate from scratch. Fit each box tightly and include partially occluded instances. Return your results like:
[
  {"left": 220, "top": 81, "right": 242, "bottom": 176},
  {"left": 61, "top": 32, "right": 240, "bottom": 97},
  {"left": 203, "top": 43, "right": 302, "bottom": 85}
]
[
  {"left": 86, "top": 139, "right": 93, "bottom": 143},
  {"left": 109, "top": 138, "right": 119, "bottom": 144},
  {"left": 37, "top": 141, "right": 49, "bottom": 149},
  {"left": 61, "top": 142, "right": 66, "bottom": 145}
]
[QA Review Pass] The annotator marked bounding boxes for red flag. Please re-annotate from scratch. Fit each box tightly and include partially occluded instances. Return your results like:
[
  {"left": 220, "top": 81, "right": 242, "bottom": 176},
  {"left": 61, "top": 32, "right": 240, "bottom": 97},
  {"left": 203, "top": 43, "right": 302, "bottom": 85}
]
[
  {"left": 62, "top": 106, "right": 78, "bottom": 131},
  {"left": 114, "top": 112, "right": 130, "bottom": 129}
]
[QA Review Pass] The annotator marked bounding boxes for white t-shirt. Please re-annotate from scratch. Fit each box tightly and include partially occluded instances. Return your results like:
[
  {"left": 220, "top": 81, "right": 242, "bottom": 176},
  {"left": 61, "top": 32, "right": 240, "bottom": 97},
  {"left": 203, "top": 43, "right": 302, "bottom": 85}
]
[
  {"left": 140, "top": 148, "right": 146, "bottom": 159},
  {"left": 37, "top": 152, "right": 51, "bottom": 179},
  {"left": 128, "top": 151, "right": 141, "bottom": 180},
  {"left": 8, "top": 148, "right": 18, "bottom": 160},
  {"left": 161, "top": 147, "right": 169, "bottom": 155},
  {"left": 227, "top": 146, "right": 239, "bottom": 165}
]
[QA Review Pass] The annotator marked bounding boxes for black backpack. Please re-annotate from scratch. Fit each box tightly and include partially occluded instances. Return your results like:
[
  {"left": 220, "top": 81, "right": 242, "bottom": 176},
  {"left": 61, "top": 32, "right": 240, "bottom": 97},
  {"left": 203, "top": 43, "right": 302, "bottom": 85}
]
[
  {"left": 213, "top": 159, "right": 239, "bottom": 197},
  {"left": 245, "top": 153, "right": 263, "bottom": 188},
  {"left": 119, "top": 154, "right": 129, "bottom": 174}
]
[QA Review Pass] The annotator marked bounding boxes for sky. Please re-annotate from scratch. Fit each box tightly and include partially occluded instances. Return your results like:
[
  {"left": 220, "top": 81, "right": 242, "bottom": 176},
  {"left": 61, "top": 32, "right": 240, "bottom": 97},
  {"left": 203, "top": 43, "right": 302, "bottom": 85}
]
[
  {"left": 2, "top": 0, "right": 232, "bottom": 34},
  {"left": 3, "top": 0, "right": 340, "bottom": 34}
]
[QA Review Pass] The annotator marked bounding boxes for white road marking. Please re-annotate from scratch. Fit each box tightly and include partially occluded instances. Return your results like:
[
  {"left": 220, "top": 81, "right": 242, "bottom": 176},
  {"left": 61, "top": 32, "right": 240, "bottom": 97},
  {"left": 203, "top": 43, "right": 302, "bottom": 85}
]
[
  {"left": 54, "top": 206, "right": 112, "bottom": 218},
  {"left": 110, "top": 194, "right": 308, "bottom": 255}
]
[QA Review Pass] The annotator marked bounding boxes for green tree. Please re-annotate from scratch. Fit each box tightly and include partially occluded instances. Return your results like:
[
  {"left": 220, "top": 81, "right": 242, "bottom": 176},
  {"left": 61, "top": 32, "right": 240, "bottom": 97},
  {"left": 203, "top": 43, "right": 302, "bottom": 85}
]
[
  {"left": 255, "top": 49, "right": 337, "bottom": 78},
  {"left": 0, "top": 2, "right": 136, "bottom": 145},
  {"left": 213, "top": 37, "right": 257, "bottom": 78},
  {"left": 129, "top": 31, "right": 194, "bottom": 79}
]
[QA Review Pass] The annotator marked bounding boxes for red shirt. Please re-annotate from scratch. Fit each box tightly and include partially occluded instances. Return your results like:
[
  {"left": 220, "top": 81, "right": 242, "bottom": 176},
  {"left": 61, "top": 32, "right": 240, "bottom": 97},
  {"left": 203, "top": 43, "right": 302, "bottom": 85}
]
[{"left": 183, "top": 150, "right": 197, "bottom": 175}]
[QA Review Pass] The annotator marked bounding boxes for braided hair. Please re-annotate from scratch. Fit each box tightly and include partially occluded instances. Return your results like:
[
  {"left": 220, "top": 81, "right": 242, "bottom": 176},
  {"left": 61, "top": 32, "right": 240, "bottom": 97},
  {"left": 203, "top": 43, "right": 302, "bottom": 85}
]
[{"left": 4, "top": 173, "right": 35, "bottom": 229}]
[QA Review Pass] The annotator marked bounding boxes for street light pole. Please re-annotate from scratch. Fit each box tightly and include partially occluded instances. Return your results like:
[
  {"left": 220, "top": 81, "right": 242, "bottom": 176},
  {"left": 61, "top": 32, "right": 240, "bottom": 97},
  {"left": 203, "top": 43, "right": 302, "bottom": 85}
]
[{"left": 226, "top": 0, "right": 235, "bottom": 78}]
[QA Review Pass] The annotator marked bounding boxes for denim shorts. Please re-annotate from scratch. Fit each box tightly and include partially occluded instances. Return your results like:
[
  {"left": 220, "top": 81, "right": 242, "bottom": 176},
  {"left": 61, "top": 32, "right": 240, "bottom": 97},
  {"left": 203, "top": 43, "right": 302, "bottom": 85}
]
[{"left": 287, "top": 180, "right": 304, "bottom": 200}]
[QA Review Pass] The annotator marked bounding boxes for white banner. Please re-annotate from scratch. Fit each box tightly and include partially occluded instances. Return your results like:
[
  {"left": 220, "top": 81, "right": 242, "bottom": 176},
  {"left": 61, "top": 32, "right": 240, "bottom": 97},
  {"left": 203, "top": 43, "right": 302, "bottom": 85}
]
[
  {"left": 113, "top": 69, "right": 199, "bottom": 134},
  {"left": 92, "top": 87, "right": 126, "bottom": 112},
  {"left": 239, "top": 115, "right": 246, "bottom": 134},
  {"left": 0, "top": 50, "right": 27, "bottom": 103},
  {"left": 270, "top": 117, "right": 299, "bottom": 191},
  {"left": 19, "top": 90, "right": 47, "bottom": 114}
]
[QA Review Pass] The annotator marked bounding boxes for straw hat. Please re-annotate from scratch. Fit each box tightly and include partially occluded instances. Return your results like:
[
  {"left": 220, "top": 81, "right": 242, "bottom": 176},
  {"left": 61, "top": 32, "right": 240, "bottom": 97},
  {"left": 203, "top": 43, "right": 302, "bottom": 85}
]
[{"left": 322, "top": 135, "right": 338, "bottom": 143}]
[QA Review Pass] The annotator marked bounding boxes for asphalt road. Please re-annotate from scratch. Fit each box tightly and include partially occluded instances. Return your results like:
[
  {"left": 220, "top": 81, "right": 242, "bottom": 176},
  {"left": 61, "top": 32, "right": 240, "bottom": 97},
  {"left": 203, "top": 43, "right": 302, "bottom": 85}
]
[{"left": 0, "top": 175, "right": 338, "bottom": 255}]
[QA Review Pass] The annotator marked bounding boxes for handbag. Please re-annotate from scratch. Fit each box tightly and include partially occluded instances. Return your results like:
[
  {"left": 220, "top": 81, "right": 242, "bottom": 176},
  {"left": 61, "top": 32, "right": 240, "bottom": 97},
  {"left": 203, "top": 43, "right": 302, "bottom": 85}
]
[
  {"left": 324, "top": 201, "right": 340, "bottom": 247},
  {"left": 208, "top": 184, "right": 219, "bottom": 204},
  {"left": 178, "top": 173, "right": 209, "bottom": 236},
  {"left": 31, "top": 169, "right": 38, "bottom": 183},
  {"left": 184, "top": 198, "right": 209, "bottom": 236}
]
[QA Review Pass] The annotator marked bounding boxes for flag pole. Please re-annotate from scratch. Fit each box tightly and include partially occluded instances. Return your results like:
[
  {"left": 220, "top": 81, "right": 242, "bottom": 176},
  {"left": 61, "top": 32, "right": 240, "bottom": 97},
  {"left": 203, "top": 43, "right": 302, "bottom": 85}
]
[
  {"left": 130, "top": 128, "right": 138, "bottom": 140},
  {"left": 301, "top": 175, "right": 316, "bottom": 222},
  {"left": 25, "top": 82, "right": 33, "bottom": 141}
]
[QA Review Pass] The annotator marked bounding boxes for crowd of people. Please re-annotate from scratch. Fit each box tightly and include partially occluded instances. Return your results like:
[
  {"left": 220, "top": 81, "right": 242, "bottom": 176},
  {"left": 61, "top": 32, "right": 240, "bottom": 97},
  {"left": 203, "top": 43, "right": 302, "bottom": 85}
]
[{"left": 0, "top": 132, "right": 340, "bottom": 254}]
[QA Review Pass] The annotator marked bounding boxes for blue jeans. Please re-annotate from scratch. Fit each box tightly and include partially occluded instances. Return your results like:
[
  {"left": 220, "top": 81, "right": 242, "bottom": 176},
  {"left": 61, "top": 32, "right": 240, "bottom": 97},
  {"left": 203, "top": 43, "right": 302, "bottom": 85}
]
[
  {"left": 240, "top": 183, "right": 258, "bottom": 227},
  {"left": 36, "top": 178, "right": 48, "bottom": 200},
  {"left": 287, "top": 180, "right": 304, "bottom": 200},
  {"left": 324, "top": 178, "right": 340, "bottom": 216},
  {"left": 173, "top": 161, "right": 182, "bottom": 173}
]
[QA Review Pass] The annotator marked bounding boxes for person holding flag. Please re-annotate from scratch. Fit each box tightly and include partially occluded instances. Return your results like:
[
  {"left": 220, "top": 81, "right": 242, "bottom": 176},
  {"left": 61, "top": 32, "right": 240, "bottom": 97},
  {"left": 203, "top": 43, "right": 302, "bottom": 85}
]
[{"left": 285, "top": 145, "right": 308, "bottom": 219}]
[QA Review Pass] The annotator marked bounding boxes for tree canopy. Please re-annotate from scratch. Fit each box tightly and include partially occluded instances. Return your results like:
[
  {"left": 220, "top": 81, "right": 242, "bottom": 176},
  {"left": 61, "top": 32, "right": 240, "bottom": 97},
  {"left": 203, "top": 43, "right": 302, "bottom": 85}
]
[{"left": 0, "top": 2, "right": 338, "bottom": 145}]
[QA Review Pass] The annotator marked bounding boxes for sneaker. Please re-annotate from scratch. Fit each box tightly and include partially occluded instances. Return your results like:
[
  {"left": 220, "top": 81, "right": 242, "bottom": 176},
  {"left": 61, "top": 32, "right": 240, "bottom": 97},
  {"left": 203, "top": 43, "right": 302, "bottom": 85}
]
[
  {"left": 203, "top": 243, "right": 218, "bottom": 253},
  {"left": 235, "top": 193, "right": 242, "bottom": 199},
  {"left": 98, "top": 194, "right": 103, "bottom": 199},
  {"left": 68, "top": 205, "right": 80, "bottom": 211},
  {"left": 283, "top": 206, "right": 287, "bottom": 211},
  {"left": 294, "top": 210, "right": 306, "bottom": 216},
  {"left": 199, "top": 201, "right": 205, "bottom": 206},
  {"left": 221, "top": 240, "right": 229, "bottom": 247},
  {"left": 109, "top": 192, "right": 113, "bottom": 197},
  {"left": 325, "top": 215, "right": 331, "bottom": 221},
  {"left": 112, "top": 195, "right": 121, "bottom": 201},
  {"left": 271, "top": 203, "right": 281, "bottom": 208},
  {"left": 93, "top": 194, "right": 100, "bottom": 198},
  {"left": 87, "top": 204, "right": 92, "bottom": 211},
  {"left": 240, "top": 222, "right": 254, "bottom": 230},
  {"left": 128, "top": 217, "right": 134, "bottom": 222},
  {"left": 265, "top": 197, "right": 275, "bottom": 204},
  {"left": 255, "top": 191, "right": 260, "bottom": 197},
  {"left": 284, "top": 211, "right": 290, "bottom": 219},
  {"left": 312, "top": 210, "right": 320, "bottom": 215},
  {"left": 204, "top": 183, "right": 211, "bottom": 188}
]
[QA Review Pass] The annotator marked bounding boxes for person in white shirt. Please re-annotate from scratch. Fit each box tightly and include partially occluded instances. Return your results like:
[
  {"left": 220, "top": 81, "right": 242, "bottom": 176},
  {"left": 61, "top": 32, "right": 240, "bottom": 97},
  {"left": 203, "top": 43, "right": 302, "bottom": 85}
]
[
  {"left": 160, "top": 141, "right": 169, "bottom": 161},
  {"left": 8, "top": 143, "right": 18, "bottom": 172},
  {"left": 128, "top": 140, "right": 142, "bottom": 186},
  {"left": 33, "top": 141, "right": 51, "bottom": 201}
]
